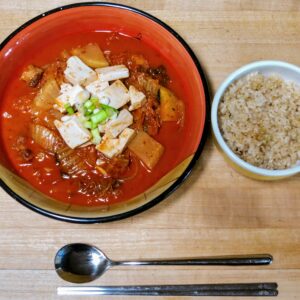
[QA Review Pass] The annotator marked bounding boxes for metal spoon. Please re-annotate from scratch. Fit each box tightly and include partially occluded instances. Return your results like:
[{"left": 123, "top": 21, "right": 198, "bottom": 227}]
[{"left": 54, "top": 243, "right": 272, "bottom": 283}]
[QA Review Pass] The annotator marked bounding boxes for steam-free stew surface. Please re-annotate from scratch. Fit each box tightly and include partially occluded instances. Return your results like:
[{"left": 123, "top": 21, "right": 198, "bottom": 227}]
[{"left": 0, "top": 32, "right": 189, "bottom": 206}]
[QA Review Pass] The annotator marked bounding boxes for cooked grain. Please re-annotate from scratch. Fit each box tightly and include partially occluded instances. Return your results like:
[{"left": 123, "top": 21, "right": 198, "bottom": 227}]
[{"left": 218, "top": 72, "right": 300, "bottom": 170}]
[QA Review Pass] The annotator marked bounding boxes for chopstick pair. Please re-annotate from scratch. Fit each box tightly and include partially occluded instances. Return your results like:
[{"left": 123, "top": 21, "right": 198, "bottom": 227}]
[{"left": 57, "top": 282, "right": 278, "bottom": 296}]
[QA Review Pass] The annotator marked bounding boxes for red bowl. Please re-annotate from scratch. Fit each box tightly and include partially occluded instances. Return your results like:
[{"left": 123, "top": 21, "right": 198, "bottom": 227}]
[{"left": 0, "top": 3, "right": 209, "bottom": 223}]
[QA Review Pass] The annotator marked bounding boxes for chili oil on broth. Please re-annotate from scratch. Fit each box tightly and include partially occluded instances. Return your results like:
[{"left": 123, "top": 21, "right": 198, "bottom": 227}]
[{"left": 0, "top": 31, "right": 190, "bottom": 206}]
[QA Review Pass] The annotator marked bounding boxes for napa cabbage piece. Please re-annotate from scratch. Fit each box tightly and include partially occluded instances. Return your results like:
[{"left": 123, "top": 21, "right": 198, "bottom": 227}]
[
  {"left": 20, "top": 64, "right": 44, "bottom": 87},
  {"left": 31, "top": 124, "right": 86, "bottom": 176},
  {"left": 33, "top": 78, "right": 60, "bottom": 109},
  {"left": 137, "top": 73, "right": 160, "bottom": 98},
  {"left": 71, "top": 43, "right": 109, "bottom": 68},
  {"left": 31, "top": 124, "right": 61, "bottom": 153},
  {"left": 31, "top": 124, "right": 115, "bottom": 194}
]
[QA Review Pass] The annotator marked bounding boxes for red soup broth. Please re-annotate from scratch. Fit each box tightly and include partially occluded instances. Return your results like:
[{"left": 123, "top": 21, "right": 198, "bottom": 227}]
[{"left": 0, "top": 31, "right": 192, "bottom": 206}]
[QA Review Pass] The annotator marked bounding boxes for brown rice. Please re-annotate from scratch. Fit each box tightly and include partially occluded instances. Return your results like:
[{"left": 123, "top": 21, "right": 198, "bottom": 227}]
[{"left": 218, "top": 72, "right": 300, "bottom": 170}]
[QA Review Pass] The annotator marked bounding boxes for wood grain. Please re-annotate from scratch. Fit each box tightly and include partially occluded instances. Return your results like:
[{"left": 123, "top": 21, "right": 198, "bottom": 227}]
[{"left": 0, "top": 1, "right": 299, "bottom": 299}]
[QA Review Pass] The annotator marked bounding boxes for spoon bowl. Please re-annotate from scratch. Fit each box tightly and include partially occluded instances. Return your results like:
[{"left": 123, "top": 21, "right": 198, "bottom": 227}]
[
  {"left": 55, "top": 243, "right": 113, "bottom": 283},
  {"left": 55, "top": 243, "right": 273, "bottom": 284}
]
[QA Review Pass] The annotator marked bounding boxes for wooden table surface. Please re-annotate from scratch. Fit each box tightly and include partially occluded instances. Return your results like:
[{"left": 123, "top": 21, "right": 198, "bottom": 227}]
[{"left": 0, "top": 0, "right": 299, "bottom": 299}]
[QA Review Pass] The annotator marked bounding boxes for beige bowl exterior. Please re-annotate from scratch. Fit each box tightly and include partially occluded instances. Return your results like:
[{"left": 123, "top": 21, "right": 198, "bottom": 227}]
[{"left": 212, "top": 133, "right": 290, "bottom": 181}]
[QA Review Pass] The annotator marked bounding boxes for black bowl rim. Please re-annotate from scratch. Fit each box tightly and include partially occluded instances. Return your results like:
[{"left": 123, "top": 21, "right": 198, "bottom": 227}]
[{"left": 0, "top": 2, "right": 210, "bottom": 223}]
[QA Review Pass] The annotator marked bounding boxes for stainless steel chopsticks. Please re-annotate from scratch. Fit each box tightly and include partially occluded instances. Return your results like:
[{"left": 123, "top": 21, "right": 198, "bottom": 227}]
[{"left": 57, "top": 282, "right": 278, "bottom": 296}]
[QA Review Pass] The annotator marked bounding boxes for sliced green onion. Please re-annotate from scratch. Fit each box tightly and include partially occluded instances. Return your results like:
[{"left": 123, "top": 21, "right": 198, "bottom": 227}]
[
  {"left": 83, "top": 121, "right": 92, "bottom": 129},
  {"left": 108, "top": 109, "right": 118, "bottom": 119},
  {"left": 88, "top": 106, "right": 95, "bottom": 113},
  {"left": 66, "top": 106, "right": 75, "bottom": 115},
  {"left": 90, "top": 104, "right": 96, "bottom": 111},
  {"left": 91, "top": 122, "right": 98, "bottom": 129},
  {"left": 78, "top": 114, "right": 86, "bottom": 123},
  {"left": 91, "top": 110, "right": 108, "bottom": 125},
  {"left": 84, "top": 107, "right": 95, "bottom": 116},
  {"left": 100, "top": 103, "right": 118, "bottom": 119},
  {"left": 90, "top": 97, "right": 99, "bottom": 105},
  {"left": 100, "top": 103, "right": 116, "bottom": 110},
  {"left": 63, "top": 103, "right": 75, "bottom": 115},
  {"left": 76, "top": 106, "right": 84, "bottom": 115},
  {"left": 84, "top": 100, "right": 93, "bottom": 109},
  {"left": 91, "top": 128, "right": 101, "bottom": 145},
  {"left": 84, "top": 120, "right": 97, "bottom": 129}
]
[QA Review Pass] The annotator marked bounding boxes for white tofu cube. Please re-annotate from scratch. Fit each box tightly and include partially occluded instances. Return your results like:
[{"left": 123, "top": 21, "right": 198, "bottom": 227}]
[
  {"left": 61, "top": 83, "right": 73, "bottom": 94},
  {"left": 118, "top": 128, "right": 136, "bottom": 151},
  {"left": 128, "top": 85, "right": 146, "bottom": 111},
  {"left": 64, "top": 56, "right": 97, "bottom": 86},
  {"left": 55, "top": 83, "right": 72, "bottom": 112},
  {"left": 96, "top": 65, "right": 129, "bottom": 82},
  {"left": 61, "top": 115, "right": 73, "bottom": 122},
  {"left": 56, "top": 84, "right": 90, "bottom": 111},
  {"left": 100, "top": 80, "right": 130, "bottom": 109},
  {"left": 54, "top": 117, "right": 91, "bottom": 149},
  {"left": 98, "top": 96, "right": 110, "bottom": 105},
  {"left": 68, "top": 86, "right": 90, "bottom": 107},
  {"left": 96, "top": 128, "right": 135, "bottom": 158},
  {"left": 85, "top": 80, "right": 109, "bottom": 100},
  {"left": 96, "top": 138, "right": 120, "bottom": 158},
  {"left": 105, "top": 109, "right": 133, "bottom": 138}
]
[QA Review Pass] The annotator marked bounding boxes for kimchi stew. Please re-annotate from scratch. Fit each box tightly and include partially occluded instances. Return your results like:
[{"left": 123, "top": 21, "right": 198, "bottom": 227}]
[{"left": 0, "top": 33, "right": 186, "bottom": 206}]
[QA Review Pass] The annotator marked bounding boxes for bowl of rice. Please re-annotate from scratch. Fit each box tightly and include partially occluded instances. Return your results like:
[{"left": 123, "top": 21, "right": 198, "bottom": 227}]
[{"left": 212, "top": 60, "right": 300, "bottom": 180}]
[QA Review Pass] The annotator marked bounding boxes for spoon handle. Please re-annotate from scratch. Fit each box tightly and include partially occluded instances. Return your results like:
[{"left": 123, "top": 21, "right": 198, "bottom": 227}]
[
  {"left": 116, "top": 254, "right": 272, "bottom": 266},
  {"left": 58, "top": 283, "right": 278, "bottom": 296}
]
